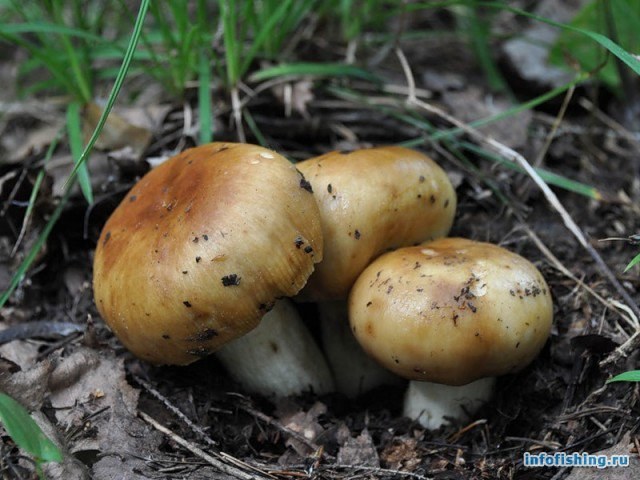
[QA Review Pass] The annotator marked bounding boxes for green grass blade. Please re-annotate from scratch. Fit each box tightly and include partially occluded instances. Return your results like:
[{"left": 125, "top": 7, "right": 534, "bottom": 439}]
[
  {"left": 243, "top": 109, "right": 268, "bottom": 147},
  {"left": 219, "top": 0, "right": 240, "bottom": 86},
  {"left": 0, "top": 393, "right": 63, "bottom": 464},
  {"left": 66, "top": 102, "right": 93, "bottom": 204},
  {"left": 65, "top": 0, "right": 150, "bottom": 188},
  {"left": 607, "top": 370, "right": 640, "bottom": 383},
  {"left": 461, "top": 142, "right": 603, "bottom": 200},
  {"left": 480, "top": 1, "right": 640, "bottom": 76},
  {"left": 50, "top": 2, "right": 92, "bottom": 102},
  {"left": 239, "top": 0, "right": 295, "bottom": 76},
  {"left": 0, "top": 187, "right": 72, "bottom": 307},
  {"left": 250, "top": 62, "right": 381, "bottom": 83},
  {"left": 624, "top": 253, "right": 640, "bottom": 272},
  {"left": 198, "top": 47, "right": 213, "bottom": 144},
  {"left": 12, "top": 127, "right": 64, "bottom": 256},
  {"left": 0, "top": 22, "right": 110, "bottom": 43},
  {"left": 429, "top": 74, "right": 589, "bottom": 142}
]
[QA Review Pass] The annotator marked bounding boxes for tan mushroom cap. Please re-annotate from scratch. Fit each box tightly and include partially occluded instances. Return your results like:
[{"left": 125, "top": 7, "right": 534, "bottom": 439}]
[
  {"left": 349, "top": 237, "right": 553, "bottom": 386},
  {"left": 296, "top": 146, "right": 456, "bottom": 300},
  {"left": 93, "top": 142, "right": 323, "bottom": 365}
]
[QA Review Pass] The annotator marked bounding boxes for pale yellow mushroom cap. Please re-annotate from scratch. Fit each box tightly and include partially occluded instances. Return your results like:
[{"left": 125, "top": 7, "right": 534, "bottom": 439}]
[
  {"left": 93, "top": 142, "right": 323, "bottom": 365},
  {"left": 296, "top": 146, "right": 456, "bottom": 300},
  {"left": 349, "top": 238, "right": 553, "bottom": 386}
]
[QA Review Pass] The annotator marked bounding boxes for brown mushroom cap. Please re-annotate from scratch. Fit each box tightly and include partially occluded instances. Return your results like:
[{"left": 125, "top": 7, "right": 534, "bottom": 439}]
[
  {"left": 296, "top": 146, "right": 456, "bottom": 300},
  {"left": 93, "top": 142, "right": 323, "bottom": 365},
  {"left": 349, "top": 237, "right": 553, "bottom": 386}
]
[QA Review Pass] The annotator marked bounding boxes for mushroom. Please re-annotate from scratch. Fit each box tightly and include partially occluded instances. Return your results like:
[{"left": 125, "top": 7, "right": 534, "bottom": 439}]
[
  {"left": 93, "top": 142, "right": 334, "bottom": 395},
  {"left": 295, "top": 146, "right": 457, "bottom": 396},
  {"left": 296, "top": 146, "right": 457, "bottom": 300},
  {"left": 348, "top": 237, "right": 553, "bottom": 428}
]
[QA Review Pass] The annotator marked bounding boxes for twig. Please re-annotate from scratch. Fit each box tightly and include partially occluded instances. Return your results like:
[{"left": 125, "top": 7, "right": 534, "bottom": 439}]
[
  {"left": 326, "top": 464, "right": 434, "bottom": 479},
  {"left": 227, "top": 392, "right": 326, "bottom": 457},
  {"left": 139, "top": 411, "right": 273, "bottom": 480},
  {"left": 131, "top": 374, "right": 219, "bottom": 447},
  {"left": 394, "top": 47, "right": 640, "bottom": 329},
  {"left": 522, "top": 225, "right": 637, "bottom": 329}
]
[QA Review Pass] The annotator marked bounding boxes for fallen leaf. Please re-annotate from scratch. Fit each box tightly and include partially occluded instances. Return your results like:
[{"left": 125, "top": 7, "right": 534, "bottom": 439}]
[
  {"left": 380, "top": 436, "right": 421, "bottom": 471},
  {"left": 82, "top": 103, "right": 153, "bottom": 160},
  {"left": 337, "top": 429, "right": 380, "bottom": 468}
]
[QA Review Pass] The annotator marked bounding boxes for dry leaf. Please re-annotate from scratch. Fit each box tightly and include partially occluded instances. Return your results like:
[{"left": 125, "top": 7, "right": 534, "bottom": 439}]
[{"left": 337, "top": 429, "right": 380, "bottom": 468}]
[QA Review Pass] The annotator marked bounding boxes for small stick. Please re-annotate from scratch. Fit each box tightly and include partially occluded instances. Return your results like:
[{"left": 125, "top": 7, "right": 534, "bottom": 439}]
[
  {"left": 131, "top": 374, "right": 220, "bottom": 447},
  {"left": 139, "top": 410, "right": 272, "bottom": 480},
  {"left": 227, "top": 393, "right": 326, "bottom": 457}
]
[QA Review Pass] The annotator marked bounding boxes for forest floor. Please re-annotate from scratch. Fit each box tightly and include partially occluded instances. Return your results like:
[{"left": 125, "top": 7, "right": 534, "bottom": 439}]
[{"left": 1, "top": 2, "right": 640, "bottom": 479}]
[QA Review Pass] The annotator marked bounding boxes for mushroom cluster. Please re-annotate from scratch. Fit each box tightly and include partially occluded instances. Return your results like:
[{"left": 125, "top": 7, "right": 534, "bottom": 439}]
[
  {"left": 93, "top": 142, "right": 553, "bottom": 424},
  {"left": 93, "top": 142, "right": 334, "bottom": 396},
  {"left": 295, "top": 146, "right": 553, "bottom": 428}
]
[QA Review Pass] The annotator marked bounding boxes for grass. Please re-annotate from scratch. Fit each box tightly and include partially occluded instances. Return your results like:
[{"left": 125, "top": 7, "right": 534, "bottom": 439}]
[
  {"left": 0, "top": 393, "right": 63, "bottom": 479},
  {"left": 1, "top": 1, "right": 639, "bottom": 319}
]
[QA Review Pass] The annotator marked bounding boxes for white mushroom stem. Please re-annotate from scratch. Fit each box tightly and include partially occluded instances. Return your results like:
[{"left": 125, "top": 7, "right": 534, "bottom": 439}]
[
  {"left": 403, "top": 377, "right": 496, "bottom": 430},
  {"left": 320, "top": 300, "right": 404, "bottom": 398},
  {"left": 215, "top": 299, "right": 335, "bottom": 397}
]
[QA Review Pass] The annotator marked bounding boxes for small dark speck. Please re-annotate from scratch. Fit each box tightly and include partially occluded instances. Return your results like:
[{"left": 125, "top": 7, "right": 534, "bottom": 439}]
[
  {"left": 327, "top": 184, "right": 333, "bottom": 193},
  {"left": 366, "top": 301, "right": 372, "bottom": 307},
  {"left": 417, "top": 194, "right": 422, "bottom": 199},
  {"left": 354, "top": 229, "right": 361, "bottom": 240},
  {"left": 187, "top": 348, "right": 211, "bottom": 358},
  {"left": 129, "top": 195, "right": 137, "bottom": 202},
  {"left": 294, "top": 236, "right": 304, "bottom": 248},
  {"left": 193, "top": 237, "right": 199, "bottom": 243},
  {"left": 222, "top": 274, "right": 241, "bottom": 286},
  {"left": 259, "top": 302, "right": 275, "bottom": 312},
  {"left": 194, "top": 329, "right": 219, "bottom": 341},
  {"left": 103, "top": 231, "right": 111, "bottom": 246},
  {"left": 269, "top": 342, "right": 279, "bottom": 353},
  {"left": 468, "top": 302, "right": 477, "bottom": 313},
  {"left": 203, "top": 234, "right": 209, "bottom": 241},
  {"left": 182, "top": 270, "right": 188, "bottom": 275},
  {"left": 299, "top": 176, "right": 313, "bottom": 193},
  {"left": 429, "top": 195, "right": 436, "bottom": 204},
  {"left": 304, "top": 245, "right": 313, "bottom": 254},
  {"left": 516, "top": 342, "right": 520, "bottom": 349},
  {"left": 444, "top": 198, "right": 450, "bottom": 208},
  {"left": 419, "top": 175, "right": 425, "bottom": 183},
  {"left": 183, "top": 301, "right": 192, "bottom": 308},
  {"left": 162, "top": 334, "right": 170, "bottom": 340},
  {"left": 386, "top": 285, "right": 393, "bottom": 294},
  {"left": 195, "top": 256, "right": 202, "bottom": 263},
  {"left": 416, "top": 288, "right": 424, "bottom": 292}
]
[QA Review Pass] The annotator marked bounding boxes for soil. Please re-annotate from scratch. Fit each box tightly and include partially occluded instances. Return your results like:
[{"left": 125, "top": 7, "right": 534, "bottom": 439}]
[{"left": 1, "top": 4, "right": 640, "bottom": 480}]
